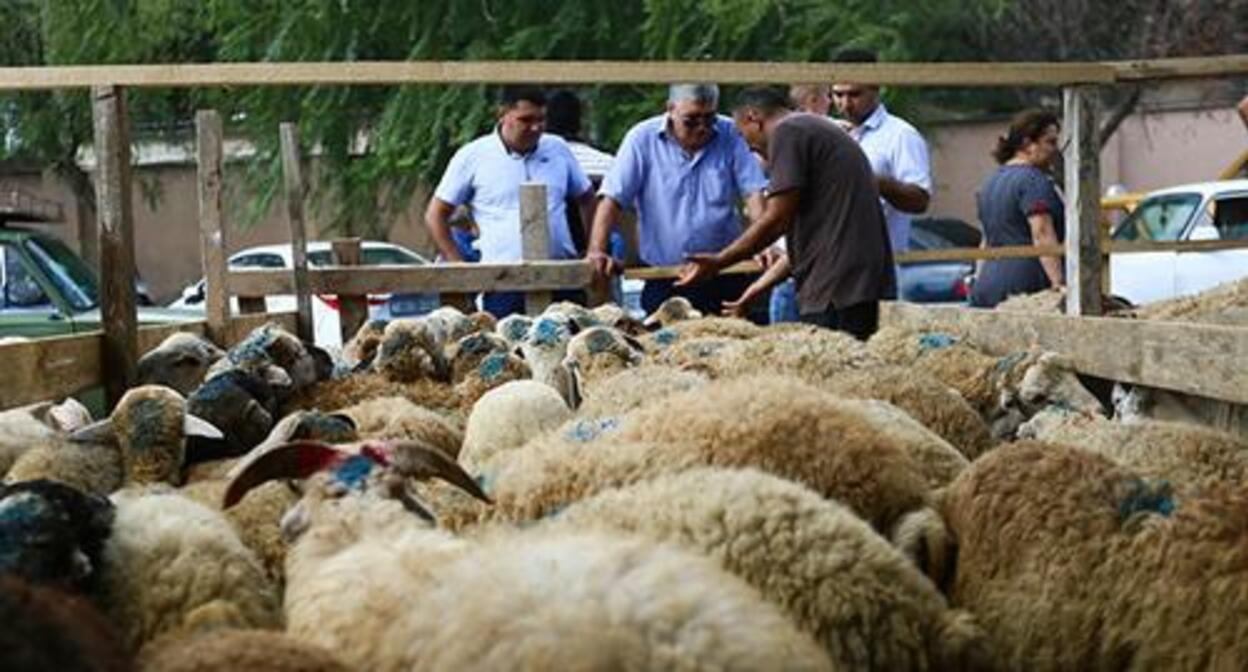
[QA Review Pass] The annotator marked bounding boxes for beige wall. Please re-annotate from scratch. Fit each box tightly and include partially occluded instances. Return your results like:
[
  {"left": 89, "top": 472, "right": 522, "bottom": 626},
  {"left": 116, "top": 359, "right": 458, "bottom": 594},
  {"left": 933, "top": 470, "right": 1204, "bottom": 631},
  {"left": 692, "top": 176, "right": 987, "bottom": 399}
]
[
  {"left": 926, "top": 104, "right": 1247, "bottom": 227},
  {"left": 2, "top": 161, "right": 435, "bottom": 304}
]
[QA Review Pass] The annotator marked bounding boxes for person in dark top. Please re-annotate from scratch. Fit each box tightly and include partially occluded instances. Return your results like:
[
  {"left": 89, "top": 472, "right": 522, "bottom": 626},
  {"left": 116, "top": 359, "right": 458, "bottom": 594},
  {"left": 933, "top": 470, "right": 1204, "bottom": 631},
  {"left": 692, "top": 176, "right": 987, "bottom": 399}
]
[
  {"left": 970, "top": 109, "right": 1066, "bottom": 308},
  {"left": 677, "top": 87, "right": 895, "bottom": 340}
]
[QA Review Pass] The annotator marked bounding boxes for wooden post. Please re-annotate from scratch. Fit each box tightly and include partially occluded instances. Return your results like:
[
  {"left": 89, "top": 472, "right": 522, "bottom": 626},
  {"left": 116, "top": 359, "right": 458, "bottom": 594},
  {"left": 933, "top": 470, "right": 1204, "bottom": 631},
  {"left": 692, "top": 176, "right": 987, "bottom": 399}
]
[
  {"left": 196, "top": 110, "right": 229, "bottom": 344},
  {"left": 280, "top": 122, "right": 314, "bottom": 342},
  {"left": 520, "top": 182, "right": 552, "bottom": 315},
  {"left": 332, "top": 238, "right": 367, "bottom": 344},
  {"left": 92, "top": 85, "right": 138, "bottom": 407},
  {"left": 1063, "top": 86, "right": 1103, "bottom": 316}
]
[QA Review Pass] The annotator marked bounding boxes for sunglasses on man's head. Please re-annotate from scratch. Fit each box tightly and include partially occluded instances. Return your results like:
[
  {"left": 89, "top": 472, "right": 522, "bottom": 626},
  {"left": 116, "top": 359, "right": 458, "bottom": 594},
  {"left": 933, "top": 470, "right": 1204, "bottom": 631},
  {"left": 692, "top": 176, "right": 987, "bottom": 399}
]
[{"left": 678, "top": 113, "right": 717, "bottom": 129}]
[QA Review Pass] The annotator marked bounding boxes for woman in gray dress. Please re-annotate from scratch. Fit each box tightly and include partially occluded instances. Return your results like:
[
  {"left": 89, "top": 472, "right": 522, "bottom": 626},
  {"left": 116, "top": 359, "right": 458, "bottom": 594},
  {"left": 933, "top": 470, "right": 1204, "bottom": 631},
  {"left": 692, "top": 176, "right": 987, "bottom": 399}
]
[{"left": 970, "top": 109, "right": 1065, "bottom": 308}]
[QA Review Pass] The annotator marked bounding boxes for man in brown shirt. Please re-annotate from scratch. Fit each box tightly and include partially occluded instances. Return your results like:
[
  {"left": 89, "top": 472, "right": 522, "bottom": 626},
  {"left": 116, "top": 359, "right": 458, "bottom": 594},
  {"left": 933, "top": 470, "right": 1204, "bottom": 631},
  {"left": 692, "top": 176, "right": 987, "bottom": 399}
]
[{"left": 677, "top": 86, "right": 895, "bottom": 340}]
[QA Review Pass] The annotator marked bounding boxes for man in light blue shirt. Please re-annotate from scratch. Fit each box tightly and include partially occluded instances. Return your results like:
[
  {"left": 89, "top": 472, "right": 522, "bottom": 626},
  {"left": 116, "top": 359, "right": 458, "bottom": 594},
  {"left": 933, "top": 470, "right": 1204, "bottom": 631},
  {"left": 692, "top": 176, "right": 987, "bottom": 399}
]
[
  {"left": 832, "top": 49, "right": 932, "bottom": 254},
  {"left": 587, "top": 83, "right": 768, "bottom": 317},
  {"left": 426, "top": 86, "right": 595, "bottom": 317}
]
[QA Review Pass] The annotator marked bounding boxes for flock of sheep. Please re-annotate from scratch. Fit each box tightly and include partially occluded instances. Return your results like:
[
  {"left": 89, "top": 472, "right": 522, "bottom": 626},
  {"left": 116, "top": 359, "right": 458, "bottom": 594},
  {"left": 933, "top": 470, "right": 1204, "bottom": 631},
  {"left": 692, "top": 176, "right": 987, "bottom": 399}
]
[{"left": 1, "top": 275, "right": 1247, "bottom": 671}]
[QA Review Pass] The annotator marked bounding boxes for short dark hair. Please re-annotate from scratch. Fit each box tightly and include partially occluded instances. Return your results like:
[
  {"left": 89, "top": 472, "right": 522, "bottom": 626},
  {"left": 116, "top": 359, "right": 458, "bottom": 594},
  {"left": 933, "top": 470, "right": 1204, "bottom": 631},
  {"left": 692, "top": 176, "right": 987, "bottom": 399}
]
[
  {"left": 499, "top": 86, "right": 546, "bottom": 109},
  {"left": 545, "top": 89, "right": 582, "bottom": 139},
  {"left": 832, "top": 47, "right": 878, "bottom": 63},
  {"left": 733, "top": 87, "right": 793, "bottom": 116},
  {"left": 993, "top": 108, "right": 1061, "bottom": 164}
]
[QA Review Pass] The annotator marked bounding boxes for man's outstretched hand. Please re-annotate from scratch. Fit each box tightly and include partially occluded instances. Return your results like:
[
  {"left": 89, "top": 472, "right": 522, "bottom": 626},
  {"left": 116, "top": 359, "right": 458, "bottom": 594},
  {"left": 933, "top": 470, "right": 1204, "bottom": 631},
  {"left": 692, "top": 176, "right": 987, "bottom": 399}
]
[{"left": 675, "top": 253, "right": 723, "bottom": 287}]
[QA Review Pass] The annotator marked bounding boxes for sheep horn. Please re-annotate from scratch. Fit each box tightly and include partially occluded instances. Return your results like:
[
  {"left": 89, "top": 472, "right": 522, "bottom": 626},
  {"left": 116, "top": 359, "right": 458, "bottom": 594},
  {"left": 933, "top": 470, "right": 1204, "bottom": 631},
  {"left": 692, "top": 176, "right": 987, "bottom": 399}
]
[
  {"left": 223, "top": 441, "right": 349, "bottom": 509},
  {"left": 183, "top": 413, "right": 224, "bottom": 440},
  {"left": 66, "top": 418, "right": 119, "bottom": 447},
  {"left": 376, "top": 441, "right": 492, "bottom": 504}
]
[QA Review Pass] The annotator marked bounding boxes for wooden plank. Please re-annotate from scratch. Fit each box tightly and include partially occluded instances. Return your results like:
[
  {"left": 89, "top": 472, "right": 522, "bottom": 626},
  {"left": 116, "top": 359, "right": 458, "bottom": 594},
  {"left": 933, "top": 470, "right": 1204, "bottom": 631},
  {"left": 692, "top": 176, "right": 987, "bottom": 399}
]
[
  {"left": 625, "top": 261, "right": 764, "bottom": 281},
  {"left": 92, "top": 85, "right": 139, "bottom": 408},
  {"left": 1063, "top": 86, "right": 1103, "bottom": 316},
  {"left": 880, "top": 302, "right": 1248, "bottom": 405},
  {"left": 520, "top": 183, "right": 553, "bottom": 315},
  {"left": 196, "top": 109, "right": 230, "bottom": 343},
  {"left": 228, "top": 261, "right": 593, "bottom": 296},
  {"left": 332, "top": 238, "right": 367, "bottom": 344},
  {"left": 1110, "top": 54, "right": 1248, "bottom": 82},
  {"left": 279, "top": 122, "right": 314, "bottom": 342},
  {"left": 894, "top": 245, "right": 1065, "bottom": 264},
  {"left": 0, "top": 313, "right": 299, "bottom": 411},
  {"left": 0, "top": 61, "right": 1118, "bottom": 91}
]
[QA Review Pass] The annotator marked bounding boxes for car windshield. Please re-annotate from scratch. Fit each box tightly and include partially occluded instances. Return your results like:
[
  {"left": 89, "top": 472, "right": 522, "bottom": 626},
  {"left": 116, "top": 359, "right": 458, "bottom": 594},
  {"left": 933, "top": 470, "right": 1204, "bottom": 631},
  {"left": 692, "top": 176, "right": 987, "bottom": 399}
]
[
  {"left": 1112, "top": 193, "right": 1202, "bottom": 242},
  {"left": 25, "top": 237, "right": 98, "bottom": 311},
  {"left": 307, "top": 247, "right": 426, "bottom": 266}
]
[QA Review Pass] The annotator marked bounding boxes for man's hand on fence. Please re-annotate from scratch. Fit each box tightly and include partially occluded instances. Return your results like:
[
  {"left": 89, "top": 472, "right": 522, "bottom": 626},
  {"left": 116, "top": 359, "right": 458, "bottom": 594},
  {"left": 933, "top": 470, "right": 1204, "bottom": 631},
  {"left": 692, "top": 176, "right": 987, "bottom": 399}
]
[
  {"left": 675, "top": 253, "right": 724, "bottom": 287},
  {"left": 587, "top": 251, "right": 620, "bottom": 279}
]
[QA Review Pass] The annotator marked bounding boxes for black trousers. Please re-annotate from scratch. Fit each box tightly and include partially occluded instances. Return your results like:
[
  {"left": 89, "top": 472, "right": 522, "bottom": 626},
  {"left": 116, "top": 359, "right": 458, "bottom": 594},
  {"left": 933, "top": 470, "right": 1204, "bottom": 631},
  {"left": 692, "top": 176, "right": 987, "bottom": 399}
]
[
  {"left": 641, "top": 274, "right": 769, "bottom": 326},
  {"left": 800, "top": 301, "right": 879, "bottom": 341}
]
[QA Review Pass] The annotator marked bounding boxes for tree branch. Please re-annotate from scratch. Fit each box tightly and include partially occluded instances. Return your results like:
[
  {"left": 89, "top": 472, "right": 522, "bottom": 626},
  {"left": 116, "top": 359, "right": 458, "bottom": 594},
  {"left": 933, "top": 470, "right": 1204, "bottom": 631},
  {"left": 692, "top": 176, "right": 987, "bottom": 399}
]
[{"left": 1098, "top": 86, "right": 1142, "bottom": 149}]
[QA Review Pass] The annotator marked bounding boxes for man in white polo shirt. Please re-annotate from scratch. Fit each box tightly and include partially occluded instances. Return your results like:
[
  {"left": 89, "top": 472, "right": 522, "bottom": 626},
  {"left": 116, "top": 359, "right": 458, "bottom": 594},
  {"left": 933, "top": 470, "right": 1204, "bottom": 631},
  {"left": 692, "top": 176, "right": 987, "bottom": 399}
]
[
  {"left": 832, "top": 48, "right": 931, "bottom": 255},
  {"left": 425, "top": 86, "right": 596, "bottom": 317}
]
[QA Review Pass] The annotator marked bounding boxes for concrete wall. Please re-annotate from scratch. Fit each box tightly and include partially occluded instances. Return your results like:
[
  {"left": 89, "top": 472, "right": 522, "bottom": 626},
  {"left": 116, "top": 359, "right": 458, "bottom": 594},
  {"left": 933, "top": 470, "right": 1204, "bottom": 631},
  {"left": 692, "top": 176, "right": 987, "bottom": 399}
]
[
  {"left": 926, "top": 104, "right": 1246, "bottom": 227},
  {"left": 2, "top": 161, "right": 435, "bottom": 304}
]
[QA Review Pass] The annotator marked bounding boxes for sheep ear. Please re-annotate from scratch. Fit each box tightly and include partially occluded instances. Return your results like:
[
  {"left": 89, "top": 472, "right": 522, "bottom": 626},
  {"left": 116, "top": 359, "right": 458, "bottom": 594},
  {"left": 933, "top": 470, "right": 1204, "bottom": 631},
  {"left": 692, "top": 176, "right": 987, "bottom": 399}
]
[
  {"left": 384, "top": 441, "right": 492, "bottom": 504},
  {"left": 223, "top": 441, "right": 347, "bottom": 508},
  {"left": 184, "top": 413, "right": 224, "bottom": 440},
  {"left": 67, "top": 418, "right": 119, "bottom": 447}
]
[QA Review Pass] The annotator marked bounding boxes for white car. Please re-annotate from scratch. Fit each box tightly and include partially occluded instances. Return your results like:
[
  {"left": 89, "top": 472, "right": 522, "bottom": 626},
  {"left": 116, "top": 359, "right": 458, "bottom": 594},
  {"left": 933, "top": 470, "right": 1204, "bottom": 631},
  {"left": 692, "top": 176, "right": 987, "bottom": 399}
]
[
  {"left": 170, "top": 240, "right": 440, "bottom": 347},
  {"left": 1110, "top": 179, "right": 1248, "bottom": 306}
]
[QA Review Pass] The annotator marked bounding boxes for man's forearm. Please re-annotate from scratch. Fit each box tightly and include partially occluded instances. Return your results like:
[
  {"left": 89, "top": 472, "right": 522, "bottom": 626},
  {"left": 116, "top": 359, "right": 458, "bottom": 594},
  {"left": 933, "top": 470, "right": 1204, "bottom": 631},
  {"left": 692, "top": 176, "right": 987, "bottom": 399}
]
[
  {"left": 717, "top": 209, "right": 787, "bottom": 268},
  {"left": 424, "top": 201, "right": 463, "bottom": 262},
  {"left": 588, "top": 197, "right": 620, "bottom": 255},
  {"left": 877, "top": 176, "right": 930, "bottom": 214}
]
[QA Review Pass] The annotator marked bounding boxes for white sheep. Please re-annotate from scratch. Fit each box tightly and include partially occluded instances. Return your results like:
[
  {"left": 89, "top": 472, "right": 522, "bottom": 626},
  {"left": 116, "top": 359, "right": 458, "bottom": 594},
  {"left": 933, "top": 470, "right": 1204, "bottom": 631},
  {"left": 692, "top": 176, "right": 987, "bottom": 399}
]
[
  {"left": 515, "top": 315, "right": 577, "bottom": 405},
  {"left": 137, "top": 331, "right": 227, "bottom": 396},
  {"left": 227, "top": 443, "right": 833, "bottom": 672},
  {"left": 545, "top": 467, "right": 993, "bottom": 671},
  {"left": 460, "top": 380, "right": 571, "bottom": 473}
]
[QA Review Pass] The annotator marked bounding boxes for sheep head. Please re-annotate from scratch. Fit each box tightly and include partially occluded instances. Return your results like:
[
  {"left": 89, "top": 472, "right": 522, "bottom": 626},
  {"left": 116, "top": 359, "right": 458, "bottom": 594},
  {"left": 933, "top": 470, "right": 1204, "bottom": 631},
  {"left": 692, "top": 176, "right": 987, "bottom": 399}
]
[
  {"left": 1012, "top": 352, "right": 1105, "bottom": 418},
  {"left": 69, "top": 385, "right": 222, "bottom": 485},
  {"left": 643, "top": 296, "right": 702, "bottom": 329},
  {"left": 497, "top": 314, "right": 535, "bottom": 346},
  {"left": 373, "top": 319, "right": 448, "bottom": 383},
  {"left": 136, "top": 331, "right": 226, "bottom": 396},
  {"left": 0, "top": 480, "right": 115, "bottom": 594},
  {"left": 446, "top": 331, "right": 513, "bottom": 385},
  {"left": 222, "top": 439, "right": 490, "bottom": 535}
]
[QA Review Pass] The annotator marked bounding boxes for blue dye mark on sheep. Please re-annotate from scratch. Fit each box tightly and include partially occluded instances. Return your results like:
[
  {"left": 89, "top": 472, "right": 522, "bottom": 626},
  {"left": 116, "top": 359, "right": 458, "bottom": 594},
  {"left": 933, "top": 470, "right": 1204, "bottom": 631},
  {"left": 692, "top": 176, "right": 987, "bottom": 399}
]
[
  {"left": 654, "top": 329, "right": 679, "bottom": 347},
  {"left": 503, "top": 319, "right": 532, "bottom": 342},
  {"left": 994, "top": 352, "right": 1028, "bottom": 374},
  {"left": 587, "top": 329, "right": 617, "bottom": 354},
  {"left": 918, "top": 332, "right": 958, "bottom": 351},
  {"left": 128, "top": 397, "right": 173, "bottom": 452},
  {"left": 1118, "top": 477, "right": 1175, "bottom": 522},
  {"left": 564, "top": 417, "right": 618, "bottom": 443},
  {"left": 0, "top": 494, "right": 50, "bottom": 567},
  {"left": 474, "top": 473, "right": 493, "bottom": 497},
  {"left": 479, "top": 353, "right": 509, "bottom": 381},
  {"left": 530, "top": 319, "right": 565, "bottom": 347},
  {"left": 460, "top": 333, "right": 495, "bottom": 355},
  {"left": 379, "top": 329, "right": 414, "bottom": 361},
  {"left": 331, "top": 455, "right": 375, "bottom": 491}
]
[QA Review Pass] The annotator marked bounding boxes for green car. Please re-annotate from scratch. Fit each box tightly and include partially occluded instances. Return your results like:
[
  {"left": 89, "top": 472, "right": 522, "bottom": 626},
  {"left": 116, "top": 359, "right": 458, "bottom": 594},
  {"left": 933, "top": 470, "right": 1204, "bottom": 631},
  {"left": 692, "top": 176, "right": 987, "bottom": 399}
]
[{"left": 0, "top": 224, "right": 201, "bottom": 339}]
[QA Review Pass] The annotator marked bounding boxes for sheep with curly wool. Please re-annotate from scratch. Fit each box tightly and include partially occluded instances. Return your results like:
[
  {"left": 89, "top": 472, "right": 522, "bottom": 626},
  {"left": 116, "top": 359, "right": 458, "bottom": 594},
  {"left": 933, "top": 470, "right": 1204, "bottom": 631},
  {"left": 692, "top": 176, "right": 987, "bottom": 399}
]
[
  {"left": 138, "top": 628, "right": 350, "bottom": 672},
  {"left": 0, "top": 479, "right": 280, "bottom": 655},
  {"left": 99, "top": 487, "right": 281, "bottom": 653},
  {"left": 342, "top": 319, "right": 388, "bottom": 368},
  {"left": 649, "top": 335, "right": 739, "bottom": 373},
  {"left": 929, "top": 440, "right": 1248, "bottom": 671},
  {"left": 515, "top": 315, "right": 577, "bottom": 404},
  {"left": 460, "top": 380, "right": 571, "bottom": 473},
  {"left": 7, "top": 386, "right": 222, "bottom": 494},
  {"left": 454, "top": 350, "right": 533, "bottom": 412},
  {"left": 714, "top": 326, "right": 881, "bottom": 380},
  {"left": 336, "top": 396, "right": 463, "bottom": 458},
  {"left": 371, "top": 318, "right": 448, "bottom": 383},
  {"left": 420, "top": 306, "right": 481, "bottom": 348},
  {"left": 867, "top": 326, "right": 1104, "bottom": 435},
  {"left": 562, "top": 325, "right": 644, "bottom": 398},
  {"left": 495, "top": 313, "right": 533, "bottom": 346},
  {"left": 445, "top": 376, "right": 936, "bottom": 535},
  {"left": 0, "top": 575, "right": 131, "bottom": 672},
  {"left": 138, "top": 331, "right": 227, "bottom": 396},
  {"left": 818, "top": 365, "right": 995, "bottom": 461},
  {"left": 575, "top": 364, "right": 708, "bottom": 419},
  {"left": 654, "top": 315, "right": 763, "bottom": 341},
  {"left": 281, "top": 370, "right": 460, "bottom": 419},
  {"left": 546, "top": 467, "right": 993, "bottom": 671},
  {"left": 0, "top": 399, "right": 90, "bottom": 477},
  {"left": 1019, "top": 406, "right": 1248, "bottom": 492},
  {"left": 643, "top": 295, "right": 702, "bottom": 328},
  {"left": 208, "top": 322, "right": 330, "bottom": 393},
  {"left": 225, "top": 443, "right": 833, "bottom": 672},
  {"left": 590, "top": 302, "right": 646, "bottom": 335},
  {"left": 445, "top": 330, "right": 513, "bottom": 385}
]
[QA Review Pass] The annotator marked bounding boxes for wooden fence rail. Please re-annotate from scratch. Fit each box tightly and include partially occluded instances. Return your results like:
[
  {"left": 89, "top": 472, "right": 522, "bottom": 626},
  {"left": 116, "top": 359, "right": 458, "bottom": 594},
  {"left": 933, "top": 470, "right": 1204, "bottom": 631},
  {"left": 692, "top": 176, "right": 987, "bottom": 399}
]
[
  {"left": 0, "top": 313, "right": 297, "bottom": 411},
  {"left": 881, "top": 302, "right": 1248, "bottom": 406}
]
